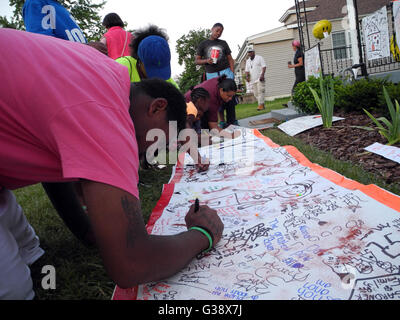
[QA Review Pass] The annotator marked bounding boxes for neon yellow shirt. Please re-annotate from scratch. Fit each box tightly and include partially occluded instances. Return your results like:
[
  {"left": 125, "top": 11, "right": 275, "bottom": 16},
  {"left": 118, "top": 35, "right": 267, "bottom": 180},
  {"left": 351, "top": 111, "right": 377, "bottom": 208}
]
[{"left": 116, "top": 56, "right": 179, "bottom": 89}]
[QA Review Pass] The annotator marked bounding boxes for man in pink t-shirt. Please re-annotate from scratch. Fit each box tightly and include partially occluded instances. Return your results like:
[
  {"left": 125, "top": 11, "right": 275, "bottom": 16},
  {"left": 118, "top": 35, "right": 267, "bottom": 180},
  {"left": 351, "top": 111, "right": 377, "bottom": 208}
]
[{"left": 0, "top": 28, "right": 223, "bottom": 299}]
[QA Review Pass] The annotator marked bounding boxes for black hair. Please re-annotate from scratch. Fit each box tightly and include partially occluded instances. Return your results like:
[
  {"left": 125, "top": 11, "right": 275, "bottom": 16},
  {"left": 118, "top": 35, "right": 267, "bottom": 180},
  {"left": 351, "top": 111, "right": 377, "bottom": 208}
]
[
  {"left": 130, "top": 79, "right": 187, "bottom": 132},
  {"left": 102, "top": 13, "right": 124, "bottom": 28},
  {"left": 217, "top": 75, "right": 237, "bottom": 92},
  {"left": 130, "top": 25, "right": 169, "bottom": 59},
  {"left": 190, "top": 87, "right": 210, "bottom": 103},
  {"left": 87, "top": 41, "right": 108, "bottom": 55},
  {"left": 212, "top": 23, "right": 224, "bottom": 29}
]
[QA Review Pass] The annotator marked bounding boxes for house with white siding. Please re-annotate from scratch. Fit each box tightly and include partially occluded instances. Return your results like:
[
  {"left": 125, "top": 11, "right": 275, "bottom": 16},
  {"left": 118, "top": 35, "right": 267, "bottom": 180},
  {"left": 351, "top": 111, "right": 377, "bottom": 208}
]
[{"left": 235, "top": 0, "right": 390, "bottom": 101}]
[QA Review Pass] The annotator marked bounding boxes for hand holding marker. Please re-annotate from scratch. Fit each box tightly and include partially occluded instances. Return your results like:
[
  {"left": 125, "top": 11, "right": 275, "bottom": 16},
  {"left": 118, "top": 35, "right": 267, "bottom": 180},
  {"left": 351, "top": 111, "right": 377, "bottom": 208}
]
[{"left": 189, "top": 198, "right": 214, "bottom": 254}]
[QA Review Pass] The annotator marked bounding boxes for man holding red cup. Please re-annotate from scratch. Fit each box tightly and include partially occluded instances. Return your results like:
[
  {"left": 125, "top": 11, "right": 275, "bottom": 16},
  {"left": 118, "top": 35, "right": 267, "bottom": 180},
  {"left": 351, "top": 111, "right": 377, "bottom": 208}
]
[{"left": 195, "top": 23, "right": 237, "bottom": 129}]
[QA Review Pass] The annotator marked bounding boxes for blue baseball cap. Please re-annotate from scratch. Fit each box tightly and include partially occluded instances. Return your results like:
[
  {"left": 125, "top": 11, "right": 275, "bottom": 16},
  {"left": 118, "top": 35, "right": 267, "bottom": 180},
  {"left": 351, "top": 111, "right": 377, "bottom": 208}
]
[{"left": 137, "top": 35, "right": 171, "bottom": 80}]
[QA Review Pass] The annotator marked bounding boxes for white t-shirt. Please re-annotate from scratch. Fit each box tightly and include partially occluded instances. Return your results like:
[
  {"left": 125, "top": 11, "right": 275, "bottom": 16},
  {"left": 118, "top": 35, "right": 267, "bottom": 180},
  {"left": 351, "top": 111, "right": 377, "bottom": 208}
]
[{"left": 245, "top": 55, "right": 266, "bottom": 84}]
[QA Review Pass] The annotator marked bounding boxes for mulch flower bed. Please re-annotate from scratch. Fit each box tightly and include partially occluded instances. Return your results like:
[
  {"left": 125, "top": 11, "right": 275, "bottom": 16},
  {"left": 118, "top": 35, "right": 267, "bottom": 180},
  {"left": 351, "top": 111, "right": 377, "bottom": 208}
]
[{"left": 295, "top": 111, "right": 400, "bottom": 185}]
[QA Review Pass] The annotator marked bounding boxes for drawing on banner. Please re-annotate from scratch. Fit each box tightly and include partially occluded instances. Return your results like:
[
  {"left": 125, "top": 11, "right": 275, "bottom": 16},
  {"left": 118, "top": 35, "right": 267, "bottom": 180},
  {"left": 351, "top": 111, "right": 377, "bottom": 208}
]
[
  {"left": 112, "top": 128, "right": 400, "bottom": 301},
  {"left": 305, "top": 45, "right": 322, "bottom": 80},
  {"left": 349, "top": 274, "right": 400, "bottom": 300},
  {"left": 137, "top": 178, "right": 400, "bottom": 300},
  {"left": 203, "top": 180, "right": 314, "bottom": 210},
  {"left": 362, "top": 6, "right": 391, "bottom": 61},
  {"left": 394, "top": 1, "right": 400, "bottom": 50}
]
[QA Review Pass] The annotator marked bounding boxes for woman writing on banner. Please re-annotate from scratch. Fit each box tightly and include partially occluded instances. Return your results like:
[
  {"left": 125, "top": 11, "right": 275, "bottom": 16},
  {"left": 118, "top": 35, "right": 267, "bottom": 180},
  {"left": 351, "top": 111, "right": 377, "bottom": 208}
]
[
  {"left": 184, "top": 75, "right": 240, "bottom": 139},
  {"left": 288, "top": 40, "right": 306, "bottom": 95}
]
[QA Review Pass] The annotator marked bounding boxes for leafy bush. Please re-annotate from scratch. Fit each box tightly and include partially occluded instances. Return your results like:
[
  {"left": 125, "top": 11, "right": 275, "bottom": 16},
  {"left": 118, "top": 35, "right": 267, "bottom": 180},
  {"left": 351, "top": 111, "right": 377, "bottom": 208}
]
[
  {"left": 293, "top": 76, "right": 394, "bottom": 117},
  {"left": 335, "top": 77, "right": 390, "bottom": 115},
  {"left": 292, "top": 76, "right": 342, "bottom": 114}
]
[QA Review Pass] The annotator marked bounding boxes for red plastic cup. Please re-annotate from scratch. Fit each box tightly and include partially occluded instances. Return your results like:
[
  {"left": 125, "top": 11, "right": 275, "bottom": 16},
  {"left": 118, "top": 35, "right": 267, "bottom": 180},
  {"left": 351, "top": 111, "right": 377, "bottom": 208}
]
[{"left": 210, "top": 46, "right": 221, "bottom": 64}]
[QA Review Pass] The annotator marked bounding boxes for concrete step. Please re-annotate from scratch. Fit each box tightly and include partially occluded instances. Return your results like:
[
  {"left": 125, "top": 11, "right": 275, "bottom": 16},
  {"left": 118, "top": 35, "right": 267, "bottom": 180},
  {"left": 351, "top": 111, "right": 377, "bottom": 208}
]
[
  {"left": 271, "top": 108, "right": 305, "bottom": 121},
  {"left": 287, "top": 101, "right": 296, "bottom": 110},
  {"left": 238, "top": 112, "right": 276, "bottom": 130}
]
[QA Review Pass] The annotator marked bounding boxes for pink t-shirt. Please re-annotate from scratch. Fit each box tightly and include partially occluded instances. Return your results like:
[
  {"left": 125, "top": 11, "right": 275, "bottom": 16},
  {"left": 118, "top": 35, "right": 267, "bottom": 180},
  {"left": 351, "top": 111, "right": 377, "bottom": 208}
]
[
  {"left": 0, "top": 28, "right": 139, "bottom": 199},
  {"left": 104, "top": 27, "right": 132, "bottom": 60}
]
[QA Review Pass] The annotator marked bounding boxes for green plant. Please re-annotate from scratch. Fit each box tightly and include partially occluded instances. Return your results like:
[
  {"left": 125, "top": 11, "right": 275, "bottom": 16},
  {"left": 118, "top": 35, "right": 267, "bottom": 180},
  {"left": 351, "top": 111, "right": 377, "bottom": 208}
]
[
  {"left": 363, "top": 86, "right": 400, "bottom": 145},
  {"left": 308, "top": 74, "right": 335, "bottom": 128},
  {"left": 292, "top": 76, "right": 342, "bottom": 115},
  {"left": 378, "top": 82, "right": 400, "bottom": 117},
  {"left": 292, "top": 76, "right": 321, "bottom": 114},
  {"left": 336, "top": 77, "right": 390, "bottom": 115}
]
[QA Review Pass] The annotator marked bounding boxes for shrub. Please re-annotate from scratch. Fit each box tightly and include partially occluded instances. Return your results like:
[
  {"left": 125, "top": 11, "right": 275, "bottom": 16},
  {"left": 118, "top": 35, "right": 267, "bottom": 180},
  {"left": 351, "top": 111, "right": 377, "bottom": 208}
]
[
  {"left": 377, "top": 82, "right": 400, "bottom": 117},
  {"left": 335, "top": 77, "right": 390, "bottom": 114},
  {"left": 293, "top": 75, "right": 395, "bottom": 117},
  {"left": 292, "top": 76, "right": 342, "bottom": 114}
]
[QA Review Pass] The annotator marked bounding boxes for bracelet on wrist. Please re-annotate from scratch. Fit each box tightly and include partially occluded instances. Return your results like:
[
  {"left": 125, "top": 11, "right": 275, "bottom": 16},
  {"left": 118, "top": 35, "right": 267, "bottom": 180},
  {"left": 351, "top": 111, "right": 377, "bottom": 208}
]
[{"left": 189, "top": 226, "right": 213, "bottom": 253}]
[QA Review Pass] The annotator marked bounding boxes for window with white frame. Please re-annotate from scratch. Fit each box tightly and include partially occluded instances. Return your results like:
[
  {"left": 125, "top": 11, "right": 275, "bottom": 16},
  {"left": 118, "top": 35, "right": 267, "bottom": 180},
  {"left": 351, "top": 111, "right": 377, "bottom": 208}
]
[{"left": 332, "top": 31, "right": 352, "bottom": 60}]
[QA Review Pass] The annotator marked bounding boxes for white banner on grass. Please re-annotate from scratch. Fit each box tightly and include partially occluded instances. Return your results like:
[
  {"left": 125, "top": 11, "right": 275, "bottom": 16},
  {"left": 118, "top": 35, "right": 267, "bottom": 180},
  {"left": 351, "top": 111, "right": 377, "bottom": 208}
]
[{"left": 132, "top": 129, "right": 400, "bottom": 301}]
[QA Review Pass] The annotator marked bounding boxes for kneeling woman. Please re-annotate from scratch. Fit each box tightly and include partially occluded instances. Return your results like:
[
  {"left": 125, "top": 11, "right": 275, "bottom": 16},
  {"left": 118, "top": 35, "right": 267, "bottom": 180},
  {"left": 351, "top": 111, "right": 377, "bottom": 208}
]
[{"left": 185, "top": 75, "right": 237, "bottom": 133}]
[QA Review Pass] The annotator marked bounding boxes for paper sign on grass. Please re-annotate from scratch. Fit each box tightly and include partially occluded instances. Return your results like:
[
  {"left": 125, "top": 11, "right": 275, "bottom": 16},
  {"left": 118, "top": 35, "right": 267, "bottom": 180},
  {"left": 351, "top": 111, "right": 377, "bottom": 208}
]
[
  {"left": 278, "top": 115, "right": 344, "bottom": 136},
  {"left": 365, "top": 142, "right": 400, "bottom": 164}
]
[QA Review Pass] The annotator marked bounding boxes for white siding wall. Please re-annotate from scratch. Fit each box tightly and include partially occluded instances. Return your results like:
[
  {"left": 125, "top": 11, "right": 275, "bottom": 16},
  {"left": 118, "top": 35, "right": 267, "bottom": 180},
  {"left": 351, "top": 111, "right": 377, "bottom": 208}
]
[
  {"left": 238, "top": 40, "right": 296, "bottom": 99},
  {"left": 255, "top": 40, "right": 296, "bottom": 98}
]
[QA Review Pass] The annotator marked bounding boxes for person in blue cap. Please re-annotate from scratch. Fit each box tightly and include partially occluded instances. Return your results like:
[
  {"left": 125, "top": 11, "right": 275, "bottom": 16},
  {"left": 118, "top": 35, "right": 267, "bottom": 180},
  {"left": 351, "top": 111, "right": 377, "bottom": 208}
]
[
  {"left": 116, "top": 25, "right": 209, "bottom": 173},
  {"left": 116, "top": 25, "right": 178, "bottom": 88},
  {"left": 22, "top": 0, "right": 87, "bottom": 43}
]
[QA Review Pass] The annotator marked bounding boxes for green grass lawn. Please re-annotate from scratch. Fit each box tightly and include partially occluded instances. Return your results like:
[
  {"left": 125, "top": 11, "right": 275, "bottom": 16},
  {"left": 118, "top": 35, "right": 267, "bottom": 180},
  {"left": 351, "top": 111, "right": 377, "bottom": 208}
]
[
  {"left": 12, "top": 101, "right": 399, "bottom": 300},
  {"left": 235, "top": 96, "right": 290, "bottom": 120}
]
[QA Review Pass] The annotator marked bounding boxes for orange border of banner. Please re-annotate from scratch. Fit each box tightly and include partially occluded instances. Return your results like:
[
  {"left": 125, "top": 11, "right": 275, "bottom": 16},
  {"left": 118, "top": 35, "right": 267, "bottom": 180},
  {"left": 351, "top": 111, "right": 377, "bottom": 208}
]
[{"left": 253, "top": 129, "right": 400, "bottom": 212}]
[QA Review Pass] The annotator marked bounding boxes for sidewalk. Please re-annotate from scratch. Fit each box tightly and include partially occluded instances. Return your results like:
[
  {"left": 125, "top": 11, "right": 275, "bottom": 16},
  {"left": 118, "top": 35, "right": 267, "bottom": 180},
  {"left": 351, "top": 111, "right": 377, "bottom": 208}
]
[{"left": 237, "top": 112, "right": 278, "bottom": 130}]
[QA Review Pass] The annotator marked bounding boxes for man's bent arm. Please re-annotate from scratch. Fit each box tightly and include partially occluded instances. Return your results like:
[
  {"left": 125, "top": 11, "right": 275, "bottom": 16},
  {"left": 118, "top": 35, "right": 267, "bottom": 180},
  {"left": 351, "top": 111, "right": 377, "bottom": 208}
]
[{"left": 81, "top": 180, "right": 215, "bottom": 288}]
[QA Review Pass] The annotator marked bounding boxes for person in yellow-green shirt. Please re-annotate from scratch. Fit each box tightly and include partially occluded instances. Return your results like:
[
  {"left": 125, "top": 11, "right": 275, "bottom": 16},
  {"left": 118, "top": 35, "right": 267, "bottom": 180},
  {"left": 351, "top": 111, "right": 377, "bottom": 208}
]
[
  {"left": 116, "top": 25, "right": 178, "bottom": 88},
  {"left": 117, "top": 25, "right": 210, "bottom": 172}
]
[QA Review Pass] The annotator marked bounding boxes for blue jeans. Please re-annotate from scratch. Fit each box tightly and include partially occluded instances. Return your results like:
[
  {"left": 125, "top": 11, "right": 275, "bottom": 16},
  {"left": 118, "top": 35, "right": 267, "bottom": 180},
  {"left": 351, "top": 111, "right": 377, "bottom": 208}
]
[
  {"left": 206, "top": 67, "right": 235, "bottom": 80},
  {"left": 206, "top": 68, "right": 237, "bottom": 126}
]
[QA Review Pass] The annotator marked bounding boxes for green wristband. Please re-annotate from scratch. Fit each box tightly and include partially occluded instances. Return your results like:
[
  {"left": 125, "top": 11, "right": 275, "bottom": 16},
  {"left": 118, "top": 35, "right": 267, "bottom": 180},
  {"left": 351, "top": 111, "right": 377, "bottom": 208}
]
[{"left": 189, "top": 226, "right": 213, "bottom": 253}]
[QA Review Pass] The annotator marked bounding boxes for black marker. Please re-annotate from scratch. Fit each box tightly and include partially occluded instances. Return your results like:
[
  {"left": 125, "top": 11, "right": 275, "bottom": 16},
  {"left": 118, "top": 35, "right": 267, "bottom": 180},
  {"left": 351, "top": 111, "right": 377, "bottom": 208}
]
[{"left": 194, "top": 198, "right": 199, "bottom": 212}]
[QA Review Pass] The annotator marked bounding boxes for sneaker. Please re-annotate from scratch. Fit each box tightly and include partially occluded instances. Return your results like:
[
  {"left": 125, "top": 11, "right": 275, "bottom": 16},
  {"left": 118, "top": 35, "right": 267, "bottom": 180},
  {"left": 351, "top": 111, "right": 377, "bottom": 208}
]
[{"left": 257, "top": 105, "right": 265, "bottom": 111}]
